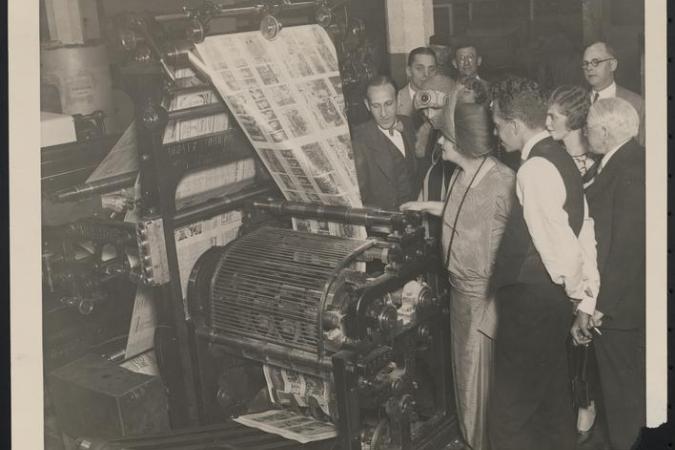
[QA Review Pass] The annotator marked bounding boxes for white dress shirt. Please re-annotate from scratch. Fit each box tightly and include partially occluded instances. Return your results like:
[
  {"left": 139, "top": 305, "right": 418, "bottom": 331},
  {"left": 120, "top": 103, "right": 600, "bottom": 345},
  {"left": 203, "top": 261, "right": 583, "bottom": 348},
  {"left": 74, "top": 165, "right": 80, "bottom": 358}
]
[
  {"left": 408, "top": 84, "right": 417, "bottom": 103},
  {"left": 517, "top": 131, "right": 600, "bottom": 314},
  {"left": 591, "top": 81, "right": 617, "bottom": 102},
  {"left": 378, "top": 126, "right": 407, "bottom": 157}
]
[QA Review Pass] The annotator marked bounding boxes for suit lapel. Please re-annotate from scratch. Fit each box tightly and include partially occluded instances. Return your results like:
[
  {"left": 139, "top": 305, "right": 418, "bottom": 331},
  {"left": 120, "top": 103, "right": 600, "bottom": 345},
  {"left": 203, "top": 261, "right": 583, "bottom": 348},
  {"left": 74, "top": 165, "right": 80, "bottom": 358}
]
[
  {"left": 587, "top": 144, "right": 636, "bottom": 271},
  {"left": 366, "top": 120, "right": 397, "bottom": 183},
  {"left": 586, "top": 167, "right": 613, "bottom": 272},
  {"left": 590, "top": 141, "right": 634, "bottom": 191},
  {"left": 400, "top": 119, "right": 418, "bottom": 169}
]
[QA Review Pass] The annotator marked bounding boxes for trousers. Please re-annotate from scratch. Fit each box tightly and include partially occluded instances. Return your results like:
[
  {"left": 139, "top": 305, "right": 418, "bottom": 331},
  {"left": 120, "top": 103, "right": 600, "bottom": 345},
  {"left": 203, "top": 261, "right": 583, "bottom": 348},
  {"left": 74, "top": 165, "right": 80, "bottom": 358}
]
[
  {"left": 594, "top": 327, "right": 646, "bottom": 450},
  {"left": 488, "top": 283, "right": 576, "bottom": 450}
]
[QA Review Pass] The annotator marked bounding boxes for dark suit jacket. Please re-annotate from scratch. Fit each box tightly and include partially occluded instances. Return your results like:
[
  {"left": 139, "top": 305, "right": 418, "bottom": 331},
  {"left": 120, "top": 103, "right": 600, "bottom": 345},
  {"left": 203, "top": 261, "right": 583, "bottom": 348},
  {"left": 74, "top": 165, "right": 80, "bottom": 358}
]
[
  {"left": 352, "top": 115, "right": 418, "bottom": 210},
  {"left": 616, "top": 85, "right": 645, "bottom": 146},
  {"left": 585, "top": 139, "right": 645, "bottom": 330}
]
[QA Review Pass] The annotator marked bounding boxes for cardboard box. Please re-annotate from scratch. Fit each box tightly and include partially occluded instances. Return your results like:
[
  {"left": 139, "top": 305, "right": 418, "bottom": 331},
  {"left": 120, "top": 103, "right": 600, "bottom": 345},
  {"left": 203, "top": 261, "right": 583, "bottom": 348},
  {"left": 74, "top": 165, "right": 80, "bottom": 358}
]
[{"left": 48, "top": 354, "right": 170, "bottom": 439}]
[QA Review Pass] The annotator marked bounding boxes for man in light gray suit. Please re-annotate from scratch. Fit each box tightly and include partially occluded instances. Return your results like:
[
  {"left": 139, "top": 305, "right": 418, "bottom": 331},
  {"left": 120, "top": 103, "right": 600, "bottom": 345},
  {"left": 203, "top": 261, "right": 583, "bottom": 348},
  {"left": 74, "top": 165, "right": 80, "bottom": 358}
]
[
  {"left": 398, "top": 47, "right": 444, "bottom": 178},
  {"left": 582, "top": 41, "right": 644, "bottom": 145},
  {"left": 397, "top": 47, "right": 438, "bottom": 118}
]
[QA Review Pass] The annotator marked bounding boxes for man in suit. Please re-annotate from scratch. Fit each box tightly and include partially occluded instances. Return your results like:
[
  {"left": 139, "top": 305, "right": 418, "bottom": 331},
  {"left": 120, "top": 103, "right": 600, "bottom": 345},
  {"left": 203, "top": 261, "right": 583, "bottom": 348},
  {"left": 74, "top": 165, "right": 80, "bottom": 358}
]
[
  {"left": 488, "top": 76, "right": 600, "bottom": 450},
  {"left": 398, "top": 47, "right": 440, "bottom": 177},
  {"left": 397, "top": 47, "right": 438, "bottom": 118},
  {"left": 452, "top": 41, "right": 488, "bottom": 89},
  {"left": 570, "top": 97, "right": 645, "bottom": 450},
  {"left": 352, "top": 75, "right": 418, "bottom": 210},
  {"left": 582, "top": 41, "right": 645, "bottom": 145}
]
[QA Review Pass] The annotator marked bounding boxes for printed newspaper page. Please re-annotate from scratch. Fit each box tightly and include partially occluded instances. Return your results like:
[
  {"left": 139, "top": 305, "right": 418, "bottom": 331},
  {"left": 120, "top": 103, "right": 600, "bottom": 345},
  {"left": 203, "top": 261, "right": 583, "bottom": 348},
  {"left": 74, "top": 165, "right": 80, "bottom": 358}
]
[
  {"left": 163, "top": 87, "right": 230, "bottom": 144},
  {"left": 192, "top": 25, "right": 366, "bottom": 239},
  {"left": 234, "top": 409, "right": 337, "bottom": 444},
  {"left": 263, "top": 365, "right": 333, "bottom": 418},
  {"left": 174, "top": 210, "right": 243, "bottom": 300}
]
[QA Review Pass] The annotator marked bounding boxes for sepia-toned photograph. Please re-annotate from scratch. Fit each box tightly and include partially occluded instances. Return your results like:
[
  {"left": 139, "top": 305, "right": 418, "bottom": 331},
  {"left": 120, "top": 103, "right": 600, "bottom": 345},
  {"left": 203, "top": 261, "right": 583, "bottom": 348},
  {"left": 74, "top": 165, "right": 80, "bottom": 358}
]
[{"left": 8, "top": 0, "right": 669, "bottom": 450}]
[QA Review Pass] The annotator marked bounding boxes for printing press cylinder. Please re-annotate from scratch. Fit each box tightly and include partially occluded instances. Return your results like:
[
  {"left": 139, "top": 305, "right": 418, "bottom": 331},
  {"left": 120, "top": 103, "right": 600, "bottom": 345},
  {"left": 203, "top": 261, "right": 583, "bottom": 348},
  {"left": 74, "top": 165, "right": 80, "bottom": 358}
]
[{"left": 188, "top": 226, "right": 421, "bottom": 368}]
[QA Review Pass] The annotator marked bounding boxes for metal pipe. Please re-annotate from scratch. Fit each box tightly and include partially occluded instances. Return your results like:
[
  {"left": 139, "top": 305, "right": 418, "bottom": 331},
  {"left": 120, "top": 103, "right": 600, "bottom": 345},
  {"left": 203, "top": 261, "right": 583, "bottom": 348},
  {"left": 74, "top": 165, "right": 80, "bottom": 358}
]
[
  {"left": 154, "top": 12, "right": 192, "bottom": 22},
  {"left": 195, "top": 326, "right": 333, "bottom": 372},
  {"left": 253, "top": 200, "right": 418, "bottom": 228},
  {"left": 173, "top": 183, "right": 274, "bottom": 227},
  {"left": 52, "top": 172, "right": 138, "bottom": 202},
  {"left": 166, "top": 103, "right": 227, "bottom": 121},
  {"left": 166, "top": 85, "right": 212, "bottom": 96},
  {"left": 154, "top": 0, "right": 322, "bottom": 24},
  {"left": 154, "top": 6, "right": 264, "bottom": 23}
]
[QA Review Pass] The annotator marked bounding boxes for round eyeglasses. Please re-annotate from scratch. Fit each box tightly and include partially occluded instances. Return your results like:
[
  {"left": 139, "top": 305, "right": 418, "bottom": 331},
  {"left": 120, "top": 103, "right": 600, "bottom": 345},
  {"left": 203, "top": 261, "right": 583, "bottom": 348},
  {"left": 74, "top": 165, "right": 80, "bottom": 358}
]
[{"left": 581, "top": 58, "right": 615, "bottom": 69}]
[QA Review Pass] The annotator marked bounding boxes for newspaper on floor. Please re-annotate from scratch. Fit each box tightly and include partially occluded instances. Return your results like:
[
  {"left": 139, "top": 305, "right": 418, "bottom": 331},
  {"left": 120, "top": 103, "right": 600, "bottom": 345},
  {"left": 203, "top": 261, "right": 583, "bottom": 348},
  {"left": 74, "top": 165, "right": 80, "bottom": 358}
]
[
  {"left": 191, "top": 25, "right": 366, "bottom": 239},
  {"left": 233, "top": 409, "right": 337, "bottom": 444}
]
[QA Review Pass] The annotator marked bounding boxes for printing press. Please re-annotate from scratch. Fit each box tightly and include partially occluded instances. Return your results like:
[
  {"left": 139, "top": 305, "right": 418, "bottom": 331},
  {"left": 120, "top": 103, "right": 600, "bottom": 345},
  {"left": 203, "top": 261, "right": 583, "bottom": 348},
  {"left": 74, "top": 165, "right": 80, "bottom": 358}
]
[
  {"left": 40, "top": 1, "right": 459, "bottom": 449},
  {"left": 186, "top": 201, "right": 456, "bottom": 449}
]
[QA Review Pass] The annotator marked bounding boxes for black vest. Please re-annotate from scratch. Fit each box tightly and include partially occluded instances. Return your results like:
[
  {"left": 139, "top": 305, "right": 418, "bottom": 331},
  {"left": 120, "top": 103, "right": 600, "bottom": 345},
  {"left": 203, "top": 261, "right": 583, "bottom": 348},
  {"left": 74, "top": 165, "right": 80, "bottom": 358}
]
[{"left": 494, "top": 137, "right": 584, "bottom": 287}]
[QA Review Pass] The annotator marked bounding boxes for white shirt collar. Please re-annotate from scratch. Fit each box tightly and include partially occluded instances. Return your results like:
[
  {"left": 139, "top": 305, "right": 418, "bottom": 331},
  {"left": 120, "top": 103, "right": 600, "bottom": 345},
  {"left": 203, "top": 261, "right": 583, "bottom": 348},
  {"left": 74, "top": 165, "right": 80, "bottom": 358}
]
[
  {"left": 592, "top": 81, "right": 617, "bottom": 100},
  {"left": 377, "top": 124, "right": 406, "bottom": 156},
  {"left": 598, "top": 138, "right": 630, "bottom": 172},
  {"left": 408, "top": 83, "right": 417, "bottom": 100},
  {"left": 521, "top": 130, "right": 550, "bottom": 160},
  {"left": 377, "top": 124, "right": 397, "bottom": 134}
]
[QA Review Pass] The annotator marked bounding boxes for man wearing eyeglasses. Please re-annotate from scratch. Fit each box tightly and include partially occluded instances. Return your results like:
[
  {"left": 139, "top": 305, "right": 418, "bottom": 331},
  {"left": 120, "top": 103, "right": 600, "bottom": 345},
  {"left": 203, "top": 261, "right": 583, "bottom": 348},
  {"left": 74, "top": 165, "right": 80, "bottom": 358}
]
[
  {"left": 452, "top": 42, "right": 485, "bottom": 84},
  {"left": 582, "top": 41, "right": 644, "bottom": 145}
]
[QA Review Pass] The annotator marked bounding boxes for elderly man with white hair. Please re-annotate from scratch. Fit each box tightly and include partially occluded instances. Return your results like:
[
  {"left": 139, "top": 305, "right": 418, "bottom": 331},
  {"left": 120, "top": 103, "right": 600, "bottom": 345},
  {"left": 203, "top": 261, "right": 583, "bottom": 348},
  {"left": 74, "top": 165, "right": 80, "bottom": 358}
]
[{"left": 571, "top": 97, "right": 645, "bottom": 450}]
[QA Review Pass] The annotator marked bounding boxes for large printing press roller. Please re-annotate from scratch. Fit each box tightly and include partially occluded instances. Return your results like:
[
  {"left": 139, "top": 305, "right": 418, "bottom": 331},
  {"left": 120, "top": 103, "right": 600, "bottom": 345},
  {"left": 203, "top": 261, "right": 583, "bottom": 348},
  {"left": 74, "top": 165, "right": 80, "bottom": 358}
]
[{"left": 186, "top": 201, "right": 454, "bottom": 449}]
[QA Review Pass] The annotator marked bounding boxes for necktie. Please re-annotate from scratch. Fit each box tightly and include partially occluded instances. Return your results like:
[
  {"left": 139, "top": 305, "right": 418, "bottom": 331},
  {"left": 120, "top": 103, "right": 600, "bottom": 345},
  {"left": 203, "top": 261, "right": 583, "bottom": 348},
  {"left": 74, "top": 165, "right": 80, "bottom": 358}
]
[
  {"left": 592, "top": 92, "right": 599, "bottom": 104},
  {"left": 582, "top": 161, "right": 600, "bottom": 184},
  {"left": 388, "top": 119, "right": 404, "bottom": 136}
]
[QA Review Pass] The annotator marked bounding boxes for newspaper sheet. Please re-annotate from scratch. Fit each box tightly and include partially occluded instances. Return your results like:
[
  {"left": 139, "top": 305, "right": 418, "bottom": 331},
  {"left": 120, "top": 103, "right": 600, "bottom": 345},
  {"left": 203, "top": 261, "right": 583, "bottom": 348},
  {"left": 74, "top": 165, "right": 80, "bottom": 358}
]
[
  {"left": 124, "top": 285, "right": 157, "bottom": 359},
  {"left": 192, "top": 25, "right": 366, "bottom": 239},
  {"left": 164, "top": 86, "right": 252, "bottom": 300},
  {"left": 175, "top": 157, "right": 256, "bottom": 208},
  {"left": 233, "top": 409, "right": 337, "bottom": 444},
  {"left": 263, "top": 365, "right": 334, "bottom": 418},
  {"left": 174, "top": 210, "right": 243, "bottom": 300},
  {"left": 163, "top": 87, "right": 230, "bottom": 144},
  {"left": 120, "top": 350, "right": 159, "bottom": 377},
  {"left": 87, "top": 86, "right": 233, "bottom": 191}
]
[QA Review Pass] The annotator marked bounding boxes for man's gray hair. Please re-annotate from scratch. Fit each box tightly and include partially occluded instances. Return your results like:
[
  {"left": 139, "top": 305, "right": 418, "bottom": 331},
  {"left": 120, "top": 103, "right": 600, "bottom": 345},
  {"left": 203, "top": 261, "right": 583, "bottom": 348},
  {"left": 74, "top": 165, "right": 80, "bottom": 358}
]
[{"left": 587, "top": 97, "right": 640, "bottom": 145}]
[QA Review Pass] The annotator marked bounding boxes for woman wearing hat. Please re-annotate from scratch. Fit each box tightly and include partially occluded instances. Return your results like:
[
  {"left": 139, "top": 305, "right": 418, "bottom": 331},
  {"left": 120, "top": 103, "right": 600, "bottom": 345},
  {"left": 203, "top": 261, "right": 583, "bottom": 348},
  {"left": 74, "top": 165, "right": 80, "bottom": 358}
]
[{"left": 402, "top": 97, "right": 515, "bottom": 450}]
